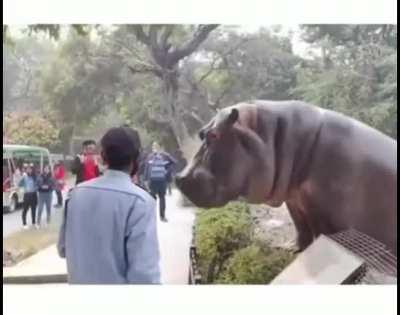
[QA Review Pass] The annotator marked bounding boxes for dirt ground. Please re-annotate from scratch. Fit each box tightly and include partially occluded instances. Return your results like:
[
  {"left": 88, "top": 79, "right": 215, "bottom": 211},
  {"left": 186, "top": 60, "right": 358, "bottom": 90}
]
[{"left": 250, "top": 203, "right": 297, "bottom": 251}]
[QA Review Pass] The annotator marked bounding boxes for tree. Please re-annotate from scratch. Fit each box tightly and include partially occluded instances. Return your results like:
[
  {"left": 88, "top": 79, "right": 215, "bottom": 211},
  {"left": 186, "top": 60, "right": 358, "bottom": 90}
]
[
  {"left": 3, "top": 24, "right": 91, "bottom": 43},
  {"left": 165, "top": 28, "right": 301, "bottom": 138},
  {"left": 39, "top": 29, "right": 119, "bottom": 154},
  {"left": 295, "top": 25, "right": 397, "bottom": 139},
  {"left": 4, "top": 112, "right": 60, "bottom": 149},
  {"left": 111, "top": 25, "right": 218, "bottom": 147},
  {"left": 195, "top": 28, "right": 300, "bottom": 105},
  {"left": 3, "top": 36, "right": 55, "bottom": 112}
]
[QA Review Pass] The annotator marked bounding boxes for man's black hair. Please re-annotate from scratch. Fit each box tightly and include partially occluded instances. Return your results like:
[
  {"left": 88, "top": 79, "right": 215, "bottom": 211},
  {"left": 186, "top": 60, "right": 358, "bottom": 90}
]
[
  {"left": 100, "top": 127, "right": 141, "bottom": 171},
  {"left": 82, "top": 139, "right": 96, "bottom": 147}
]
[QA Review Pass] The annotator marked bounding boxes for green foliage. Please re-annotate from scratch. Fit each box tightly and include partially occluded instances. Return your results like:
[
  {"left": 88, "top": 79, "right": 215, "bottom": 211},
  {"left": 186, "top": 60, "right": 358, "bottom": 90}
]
[
  {"left": 195, "top": 202, "right": 253, "bottom": 282},
  {"left": 295, "top": 25, "right": 397, "bottom": 139},
  {"left": 3, "top": 24, "right": 397, "bottom": 154},
  {"left": 39, "top": 29, "right": 120, "bottom": 153},
  {"left": 4, "top": 112, "right": 60, "bottom": 149},
  {"left": 26, "top": 24, "right": 91, "bottom": 40},
  {"left": 3, "top": 36, "right": 55, "bottom": 113},
  {"left": 3, "top": 26, "right": 14, "bottom": 46},
  {"left": 197, "top": 29, "right": 300, "bottom": 105},
  {"left": 195, "top": 202, "right": 295, "bottom": 284},
  {"left": 216, "top": 244, "right": 295, "bottom": 284}
]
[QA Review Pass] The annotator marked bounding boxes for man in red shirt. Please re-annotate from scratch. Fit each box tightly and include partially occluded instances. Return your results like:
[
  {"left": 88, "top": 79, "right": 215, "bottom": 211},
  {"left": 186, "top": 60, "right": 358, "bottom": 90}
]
[{"left": 71, "top": 140, "right": 100, "bottom": 185}]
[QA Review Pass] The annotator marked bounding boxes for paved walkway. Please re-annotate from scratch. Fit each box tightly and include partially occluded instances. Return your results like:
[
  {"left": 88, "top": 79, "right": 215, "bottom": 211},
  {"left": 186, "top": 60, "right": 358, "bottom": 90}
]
[{"left": 3, "top": 189, "right": 196, "bottom": 284}]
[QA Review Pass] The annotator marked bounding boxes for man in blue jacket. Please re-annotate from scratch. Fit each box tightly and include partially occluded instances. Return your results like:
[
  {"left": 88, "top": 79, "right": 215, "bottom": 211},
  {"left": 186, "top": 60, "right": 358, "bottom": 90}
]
[
  {"left": 57, "top": 127, "right": 161, "bottom": 284},
  {"left": 145, "top": 142, "right": 176, "bottom": 222}
]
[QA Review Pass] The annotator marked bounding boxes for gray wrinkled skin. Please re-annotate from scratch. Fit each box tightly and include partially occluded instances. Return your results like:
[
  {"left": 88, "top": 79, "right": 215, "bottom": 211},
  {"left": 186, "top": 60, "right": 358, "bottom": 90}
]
[{"left": 176, "top": 100, "right": 397, "bottom": 256}]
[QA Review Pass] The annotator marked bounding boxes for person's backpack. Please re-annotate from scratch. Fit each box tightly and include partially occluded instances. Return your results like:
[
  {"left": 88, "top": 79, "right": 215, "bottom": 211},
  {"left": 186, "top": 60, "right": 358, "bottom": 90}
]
[{"left": 148, "top": 154, "right": 169, "bottom": 181}]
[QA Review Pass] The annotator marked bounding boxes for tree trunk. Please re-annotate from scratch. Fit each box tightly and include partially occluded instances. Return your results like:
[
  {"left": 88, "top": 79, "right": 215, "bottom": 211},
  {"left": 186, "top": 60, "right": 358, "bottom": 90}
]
[
  {"left": 59, "top": 124, "right": 75, "bottom": 157},
  {"left": 129, "top": 25, "right": 218, "bottom": 148},
  {"left": 161, "top": 72, "right": 190, "bottom": 147},
  {"left": 68, "top": 126, "right": 75, "bottom": 156}
]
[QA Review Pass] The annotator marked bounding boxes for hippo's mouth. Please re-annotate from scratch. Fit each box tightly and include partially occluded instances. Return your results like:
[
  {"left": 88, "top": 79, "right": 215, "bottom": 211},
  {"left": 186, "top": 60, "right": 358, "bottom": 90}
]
[{"left": 179, "top": 182, "right": 235, "bottom": 208}]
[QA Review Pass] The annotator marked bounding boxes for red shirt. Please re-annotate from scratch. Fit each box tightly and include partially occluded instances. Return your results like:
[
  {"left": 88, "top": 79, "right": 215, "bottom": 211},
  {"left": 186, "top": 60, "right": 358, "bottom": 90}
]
[
  {"left": 54, "top": 164, "right": 66, "bottom": 190},
  {"left": 54, "top": 165, "right": 65, "bottom": 180},
  {"left": 82, "top": 155, "right": 98, "bottom": 181}
]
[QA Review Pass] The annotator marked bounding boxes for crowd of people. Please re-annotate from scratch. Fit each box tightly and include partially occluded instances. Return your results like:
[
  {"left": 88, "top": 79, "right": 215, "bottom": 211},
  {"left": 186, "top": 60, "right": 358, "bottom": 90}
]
[
  {"left": 13, "top": 125, "right": 187, "bottom": 284},
  {"left": 68, "top": 135, "right": 185, "bottom": 222},
  {"left": 57, "top": 126, "right": 188, "bottom": 284},
  {"left": 17, "top": 161, "right": 66, "bottom": 229}
]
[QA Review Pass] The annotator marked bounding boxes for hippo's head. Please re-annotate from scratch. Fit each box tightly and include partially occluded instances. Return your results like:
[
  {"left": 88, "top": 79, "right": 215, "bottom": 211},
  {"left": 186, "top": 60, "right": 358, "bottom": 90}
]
[{"left": 176, "top": 104, "right": 275, "bottom": 208}]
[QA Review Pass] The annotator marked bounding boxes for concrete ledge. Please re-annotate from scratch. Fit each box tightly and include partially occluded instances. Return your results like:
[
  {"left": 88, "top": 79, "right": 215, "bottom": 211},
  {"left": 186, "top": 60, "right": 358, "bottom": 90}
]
[{"left": 3, "top": 273, "right": 68, "bottom": 284}]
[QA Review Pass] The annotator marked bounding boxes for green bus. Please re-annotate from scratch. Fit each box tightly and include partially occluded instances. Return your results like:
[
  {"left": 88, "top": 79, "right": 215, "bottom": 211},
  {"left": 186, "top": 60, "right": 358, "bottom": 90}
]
[{"left": 3, "top": 144, "right": 52, "bottom": 213}]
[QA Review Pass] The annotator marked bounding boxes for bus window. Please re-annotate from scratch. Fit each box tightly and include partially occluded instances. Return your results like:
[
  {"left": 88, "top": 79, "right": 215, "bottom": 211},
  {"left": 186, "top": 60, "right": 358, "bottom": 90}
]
[
  {"left": 12, "top": 151, "right": 42, "bottom": 171},
  {"left": 43, "top": 155, "right": 50, "bottom": 170}
]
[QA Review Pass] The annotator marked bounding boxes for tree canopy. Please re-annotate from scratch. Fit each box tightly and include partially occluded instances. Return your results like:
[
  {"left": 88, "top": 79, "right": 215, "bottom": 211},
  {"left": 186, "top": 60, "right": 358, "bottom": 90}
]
[{"left": 3, "top": 24, "right": 397, "bottom": 156}]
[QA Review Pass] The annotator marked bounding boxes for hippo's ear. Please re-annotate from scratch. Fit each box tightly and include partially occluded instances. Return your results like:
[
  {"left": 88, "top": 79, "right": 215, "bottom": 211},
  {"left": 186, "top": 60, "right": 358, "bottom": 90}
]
[{"left": 227, "top": 108, "right": 239, "bottom": 125}]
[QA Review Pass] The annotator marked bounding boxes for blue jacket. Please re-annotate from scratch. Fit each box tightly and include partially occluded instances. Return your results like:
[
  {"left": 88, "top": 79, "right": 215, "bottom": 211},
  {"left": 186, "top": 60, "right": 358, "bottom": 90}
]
[
  {"left": 57, "top": 170, "right": 161, "bottom": 284},
  {"left": 37, "top": 173, "right": 56, "bottom": 193},
  {"left": 145, "top": 152, "right": 177, "bottom": 182},
  {"left": 18, "top": 175, "right": 38, "bottom": 193}
]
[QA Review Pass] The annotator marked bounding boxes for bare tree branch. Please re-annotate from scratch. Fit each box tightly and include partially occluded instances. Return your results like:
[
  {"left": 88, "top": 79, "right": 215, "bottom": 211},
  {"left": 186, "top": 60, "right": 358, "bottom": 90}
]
[
  {"left": 169, "top": 24, "right": 219, "bottom": 65},
  {"left": 130, "top": 25, "right": 151, "bottom": 46},
  {"left": 187, "top": 111, "right": 206, "bottom": 125},
  {"left": 127, "top": 65, "right": 163, "bottom": 78},
  {"left": 106, "top": 37, "right": 155, "bottom": 68},
  {"left": 160, "top": 25, "right": 174, "bottom": 50},
  {"left": 208, "top": 84, "right": 233, "bottom": 110},
  {"left": 196, "top": 37, "right": 252, "bottom": 85},
  {"left": 149, "top": 25, "right": 160, "bottom": 47}
]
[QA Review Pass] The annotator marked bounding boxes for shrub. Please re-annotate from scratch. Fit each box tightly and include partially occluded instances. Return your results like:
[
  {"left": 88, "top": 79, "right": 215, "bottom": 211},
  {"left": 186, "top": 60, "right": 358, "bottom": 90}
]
[
  {"left": 4, "top": 112, "right": 60, "bottom": 149},
  {"left": 216, "top": 244, "right": 295, "bottom": 284},
  {"left": 195, "top": 202, "right": 253, "bottom": 282}
]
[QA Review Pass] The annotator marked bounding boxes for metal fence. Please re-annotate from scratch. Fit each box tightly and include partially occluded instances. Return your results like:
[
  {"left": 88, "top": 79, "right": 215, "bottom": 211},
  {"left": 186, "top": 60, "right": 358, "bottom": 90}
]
[
  {"left": 188, "top": 226, "right": 202, "bottom": 284},
  {"left": 328, "top": 229, "right": 397, "bottom": 284}
]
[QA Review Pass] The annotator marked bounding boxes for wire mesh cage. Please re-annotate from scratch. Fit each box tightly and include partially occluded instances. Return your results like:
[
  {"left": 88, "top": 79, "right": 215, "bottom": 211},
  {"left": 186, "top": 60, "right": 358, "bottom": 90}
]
[{"left": 328, "top": 229, "right": 397, "bottom": 284}]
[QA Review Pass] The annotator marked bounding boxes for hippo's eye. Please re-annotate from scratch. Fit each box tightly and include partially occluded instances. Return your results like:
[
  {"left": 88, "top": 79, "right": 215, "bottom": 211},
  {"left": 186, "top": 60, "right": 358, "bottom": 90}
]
[{"left": 199, "top": 130, "right": 205, "bottom": 141}]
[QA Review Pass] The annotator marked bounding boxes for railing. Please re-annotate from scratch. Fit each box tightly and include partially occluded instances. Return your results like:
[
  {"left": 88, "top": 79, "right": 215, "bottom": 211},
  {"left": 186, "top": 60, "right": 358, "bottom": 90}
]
[
  {"left": 328, "top": 229, "right": 397, "bottom": 284},
  {"left": 188, "top": 226, "right": 202, "bottom": 284}
]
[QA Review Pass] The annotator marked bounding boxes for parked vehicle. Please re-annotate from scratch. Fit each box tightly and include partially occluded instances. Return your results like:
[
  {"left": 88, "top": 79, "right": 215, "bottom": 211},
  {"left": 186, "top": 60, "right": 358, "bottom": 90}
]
[{"left": 3, "top": 145, "right": 52, "bottom": 213}]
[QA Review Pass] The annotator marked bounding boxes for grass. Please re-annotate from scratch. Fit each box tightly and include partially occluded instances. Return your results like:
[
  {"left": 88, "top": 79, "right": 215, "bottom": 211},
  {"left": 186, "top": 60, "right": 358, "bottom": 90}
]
[
  {"left": 3, "top": 173, "right": 74, "bottom": 267},
  {"left": 3, "top": 208, "right": 63, "bottom": 266}
]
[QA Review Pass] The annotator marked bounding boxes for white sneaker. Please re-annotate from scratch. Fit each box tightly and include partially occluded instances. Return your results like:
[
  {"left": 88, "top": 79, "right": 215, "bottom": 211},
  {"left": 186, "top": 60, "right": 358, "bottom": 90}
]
[
  {"left": 35, "top": 224, "right": 40, "bottom": 229},
  {"left": 22, "top": 225, "right": 29, "bottom": 230}
]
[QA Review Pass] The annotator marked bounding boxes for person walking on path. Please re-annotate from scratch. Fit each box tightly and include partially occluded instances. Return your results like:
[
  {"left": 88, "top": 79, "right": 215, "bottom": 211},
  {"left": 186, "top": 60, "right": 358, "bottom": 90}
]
[
  {"left": 18, "top": 164, "right": 38, "bottom": 229},
  {"left": 57, "top": 127, "right": 160, "bottom": 284},
  {"left": 37, "top": 165, "right": 56, "bottom": 227},
  {"left": 145, "top": 142, "right": 176, "bottom": 222},
  {"left": 53, "top": 161, "right": 66, "bottom": 208},
  {"left": 71, "top": 140, "right": 100, "bottom": 185}
]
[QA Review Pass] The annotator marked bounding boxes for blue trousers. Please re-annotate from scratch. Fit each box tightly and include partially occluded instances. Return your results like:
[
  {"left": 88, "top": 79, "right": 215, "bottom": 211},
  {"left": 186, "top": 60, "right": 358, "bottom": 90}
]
[
  {"left": 37, "top": 191, "right": 53, "bottom": 225},
  {"left": 149, "top": 180, "right": 167, "bottom": 219}
]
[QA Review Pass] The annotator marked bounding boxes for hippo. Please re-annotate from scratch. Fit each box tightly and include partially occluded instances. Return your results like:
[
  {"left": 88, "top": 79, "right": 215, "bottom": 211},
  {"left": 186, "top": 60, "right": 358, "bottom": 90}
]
[{"left": 176, "top": 100, "right": 397, "bottom": 256}]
